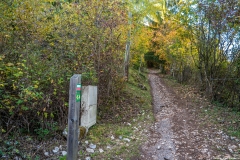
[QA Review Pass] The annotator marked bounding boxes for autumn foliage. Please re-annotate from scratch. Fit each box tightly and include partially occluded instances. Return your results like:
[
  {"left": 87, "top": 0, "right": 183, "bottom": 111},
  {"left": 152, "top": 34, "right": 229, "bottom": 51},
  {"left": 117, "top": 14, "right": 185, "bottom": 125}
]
[
  {"left": 0, "top": 0, "right": 128, "bottom": 135},
  {"left": 143, "top": 0, "right": 240, "bottom": 109}
]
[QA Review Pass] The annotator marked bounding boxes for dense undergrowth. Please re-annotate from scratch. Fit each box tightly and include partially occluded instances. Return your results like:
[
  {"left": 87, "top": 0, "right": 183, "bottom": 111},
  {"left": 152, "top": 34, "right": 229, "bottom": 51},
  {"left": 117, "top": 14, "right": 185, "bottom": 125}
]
[
  {"left": 0, "top": 0, "right": 128, "bottom": 138},
  {"left": 0, "top": 68, "right": 153, "bottom": 159}
]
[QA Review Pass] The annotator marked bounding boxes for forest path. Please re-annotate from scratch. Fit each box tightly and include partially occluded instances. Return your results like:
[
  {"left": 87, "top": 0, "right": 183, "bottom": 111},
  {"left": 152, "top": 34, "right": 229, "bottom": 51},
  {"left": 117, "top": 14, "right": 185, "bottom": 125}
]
[{"left": 137, "top": 70, "right": 240, "bottom": 160}]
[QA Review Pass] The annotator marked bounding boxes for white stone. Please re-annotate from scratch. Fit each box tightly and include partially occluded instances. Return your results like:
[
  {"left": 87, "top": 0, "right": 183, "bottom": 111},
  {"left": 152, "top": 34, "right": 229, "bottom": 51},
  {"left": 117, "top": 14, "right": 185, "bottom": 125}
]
[
  {"left": 99, "top": 148, "right": 104, "bottom": 153},
  {"left": 107, "top": 146, "right": 111, "bottom": 149},
  {"left": 89, "top": 143, "right": 96, "bottom": 149},
  {"left": 44, "top": 152, "right": 49, "bottom": 156},
  {"left": 52, "top": 147, "right": 59, "bottom": 154},
  {"left": 228, "top": 148, "right": 234, "bottom": 153},
  {"left": 123, "top": 138, "right": 130, "bottom": 142},
  {"left": 85, "top": 140, "right": 89, "bottom": 144},
  {"left": 62, "top": 128, "right": 68, "bottom": 138},
  {"left": 81, "top": 86, "right": 98, "bottom": 128},
  {"left": 133, "top": 127, "right": 138, "bottom": 131},
  {"left": 230, "top": 137, "right": 236, "bottom": 140},
  {"left": 86, "top": 148, "right": 94, "bottom": 153},
  {"left": 111, "top": 135, "right": 115, "bottom": 140},
  {"left": 85, "top": 157, "right": 91, "bottom": 160},
  {"left": 62, "top": 151, "right": 67, "bottom": 156}
]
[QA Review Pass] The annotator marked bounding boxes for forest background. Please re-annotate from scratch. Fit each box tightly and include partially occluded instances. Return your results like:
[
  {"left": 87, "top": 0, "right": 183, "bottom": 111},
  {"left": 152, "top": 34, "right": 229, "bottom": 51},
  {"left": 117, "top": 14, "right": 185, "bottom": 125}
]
[{"left": 0, "top": 0, "right": 239, "bottom": 143}]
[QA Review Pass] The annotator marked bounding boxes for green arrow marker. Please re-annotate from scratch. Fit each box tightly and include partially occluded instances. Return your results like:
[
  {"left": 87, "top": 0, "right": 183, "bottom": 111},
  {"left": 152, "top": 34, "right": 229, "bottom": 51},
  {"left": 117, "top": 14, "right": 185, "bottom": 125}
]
[{"left": 76, "top": 84, "right": 81, "bottom": 102}]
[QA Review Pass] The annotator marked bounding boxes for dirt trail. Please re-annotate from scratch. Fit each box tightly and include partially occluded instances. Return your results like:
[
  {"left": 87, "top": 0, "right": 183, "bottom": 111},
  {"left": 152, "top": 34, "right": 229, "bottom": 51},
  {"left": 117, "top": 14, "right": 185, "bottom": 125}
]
[{"left": 137, "top": 70, "right": 240, "bottom": 160}]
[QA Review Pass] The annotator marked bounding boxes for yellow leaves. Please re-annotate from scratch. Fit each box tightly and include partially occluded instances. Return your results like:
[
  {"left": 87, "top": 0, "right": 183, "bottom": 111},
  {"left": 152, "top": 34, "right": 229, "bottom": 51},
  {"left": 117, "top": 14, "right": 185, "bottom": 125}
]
[
  {"left": 151, "top": 17, "right": 196, "bottom": 70},
  {"left": 6, "top": 63, "right": 14, "bottom": 67},
  {"left": 12, "top": 83, "right": 17, "bottom": 90},
  {"left": 0, "top": 55, "right": 5, "bottom": 61},
  {"left": 33, "top": 81, "right": 39, "bottom": 89},
  {"left": 4, "top": 35, "right": 10, "bottom": 38},
  {"left": 23, "top": 89, "right": 31, "bottom": 96},
  {"left": 8, "top": 106, "right": 15, "bottom": 113},
  {"left": 3, "top": 99, "right": 11, "bottom": 105},
  {"left": 20, "top": 85, "right": 42, "bottom": 101},
  {"left": 2, "top": 128, "right": 6, "bottom": 133},
  {"left": 159, "top": 54, "right": 167, "bottom": 60},
  {"left": 36, "top": 110, "right": 51, "bottom": 119},
  {"left": 0, "top": 55, "right": 5, "bottom": 60}
]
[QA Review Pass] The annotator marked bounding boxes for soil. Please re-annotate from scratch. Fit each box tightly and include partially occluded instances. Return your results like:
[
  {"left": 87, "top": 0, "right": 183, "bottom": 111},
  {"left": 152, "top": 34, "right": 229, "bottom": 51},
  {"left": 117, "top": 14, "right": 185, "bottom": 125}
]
[{"left": 136, "top": 70, "right": 240, "bottom": 160}]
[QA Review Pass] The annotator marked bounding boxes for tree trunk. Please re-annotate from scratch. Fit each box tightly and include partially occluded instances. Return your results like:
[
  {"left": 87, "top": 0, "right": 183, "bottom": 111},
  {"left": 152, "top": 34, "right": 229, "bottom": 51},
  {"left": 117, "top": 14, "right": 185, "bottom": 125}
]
[{"left": 124, "top": 11, "right": 132, "bottom": 81}]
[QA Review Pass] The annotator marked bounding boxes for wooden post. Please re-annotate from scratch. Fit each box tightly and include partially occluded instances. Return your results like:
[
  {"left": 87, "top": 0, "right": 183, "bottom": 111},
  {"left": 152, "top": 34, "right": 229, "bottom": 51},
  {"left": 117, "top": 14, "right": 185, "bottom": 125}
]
[{"left": 67, "top": 74, "right": 81, "bottom": 160}]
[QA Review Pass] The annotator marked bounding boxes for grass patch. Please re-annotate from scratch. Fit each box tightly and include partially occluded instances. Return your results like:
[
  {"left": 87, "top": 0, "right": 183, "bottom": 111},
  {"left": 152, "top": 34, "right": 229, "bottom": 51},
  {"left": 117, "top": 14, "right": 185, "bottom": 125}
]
[{"left": 114, "top": 126, "right": 133, "bottom": 137}]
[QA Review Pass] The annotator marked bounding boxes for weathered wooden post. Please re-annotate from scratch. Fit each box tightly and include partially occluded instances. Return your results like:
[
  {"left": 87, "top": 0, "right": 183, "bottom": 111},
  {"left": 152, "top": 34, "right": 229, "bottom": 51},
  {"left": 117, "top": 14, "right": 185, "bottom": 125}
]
[{"left": 67, "top": 74, "right": 81, "bottom": 160}]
